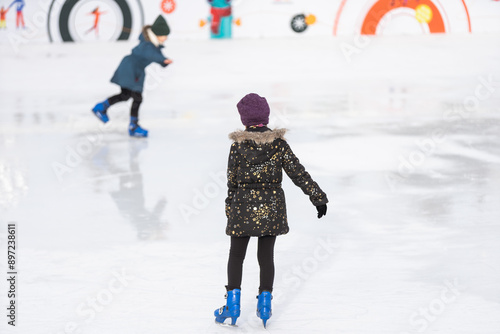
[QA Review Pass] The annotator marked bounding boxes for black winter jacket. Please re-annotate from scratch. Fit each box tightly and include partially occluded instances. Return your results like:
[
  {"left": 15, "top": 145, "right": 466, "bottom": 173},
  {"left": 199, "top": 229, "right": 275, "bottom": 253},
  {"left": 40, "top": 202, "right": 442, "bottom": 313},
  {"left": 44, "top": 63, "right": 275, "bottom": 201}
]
[{"left": 225, "top": 128, "right": 328, "bottom": 237}]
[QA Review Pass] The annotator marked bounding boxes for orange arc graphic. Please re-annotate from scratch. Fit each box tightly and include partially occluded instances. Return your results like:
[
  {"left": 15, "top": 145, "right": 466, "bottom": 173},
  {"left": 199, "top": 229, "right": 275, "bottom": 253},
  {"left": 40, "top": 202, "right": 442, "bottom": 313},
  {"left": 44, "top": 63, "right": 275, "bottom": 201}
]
[
  {"left": 361, "top": 0, "right": 445, "bottom": 34},
  {"left": 333, "top": 0, "right": 348, "bottom": 36},
  {"left": 460, "top": 0, "right": 472, "bottom": 33},
  {"left": 333, "top": 0, "right": 472, "bottom": 36}
]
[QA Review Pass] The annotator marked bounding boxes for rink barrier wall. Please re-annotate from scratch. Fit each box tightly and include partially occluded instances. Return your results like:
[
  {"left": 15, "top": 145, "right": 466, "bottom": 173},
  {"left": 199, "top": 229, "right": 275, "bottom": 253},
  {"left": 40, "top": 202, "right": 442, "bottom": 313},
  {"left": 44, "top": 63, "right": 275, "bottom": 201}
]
[{"left": 0, "top": 0, "right": 499, "bottom": 45}]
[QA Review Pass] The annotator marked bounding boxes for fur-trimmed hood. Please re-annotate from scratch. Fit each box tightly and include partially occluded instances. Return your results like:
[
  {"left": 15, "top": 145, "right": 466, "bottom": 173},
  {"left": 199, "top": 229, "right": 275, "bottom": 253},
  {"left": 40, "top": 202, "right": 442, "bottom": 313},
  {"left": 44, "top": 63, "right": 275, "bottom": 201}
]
[
  {"left": 229, "top": 128, "right": 287, "bottom": 144},
  {"left": 141, "top": 25, "right": 163, "bottom": 48},
  {"left": 229, "top": 129, "right": 287, "bottom": 164}
]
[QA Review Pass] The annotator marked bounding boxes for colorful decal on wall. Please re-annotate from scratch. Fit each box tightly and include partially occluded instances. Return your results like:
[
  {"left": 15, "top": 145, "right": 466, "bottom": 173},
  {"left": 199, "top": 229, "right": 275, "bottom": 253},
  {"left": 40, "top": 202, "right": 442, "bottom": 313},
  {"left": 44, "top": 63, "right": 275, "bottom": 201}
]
[
  {"left": 3, "top": 0, "right": 25, "bottom": 29},
  {"left": 414, "top": 4, "right": 432, "bottom": 23},
  {"left": 361, "top": 0, "right": 445, "bottom": 34},
  {"left": 0, "top": 6, "right": 9, "bottom": 29},
  {"left": 200, "top": 0, "right": 240, "bottom": 39},
  {"left": 333, "top": 0, "right": 472, "bottom": 35},
  {"left": 161, "top": 0, "right": 175, "bottom": 14},
  {"left": 85, "top": 7, "right": 106, "bottom": 36},
  {"left": 290, "top": 13, "right": 316, "bottom": 33},
  {"left": 461, "top": 0, "right": 472, "bottom": 32},
  {"left": 47, "top": 0, "right": 145, "bottom": 42}
]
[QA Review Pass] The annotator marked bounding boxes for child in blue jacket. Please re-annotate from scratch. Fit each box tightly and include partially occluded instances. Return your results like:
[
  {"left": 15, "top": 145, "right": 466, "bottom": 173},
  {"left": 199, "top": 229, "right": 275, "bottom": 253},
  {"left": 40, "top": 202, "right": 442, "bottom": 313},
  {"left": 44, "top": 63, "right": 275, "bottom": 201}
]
[{"left": 91, "top": 15, "right": 173, "bottom": 137}]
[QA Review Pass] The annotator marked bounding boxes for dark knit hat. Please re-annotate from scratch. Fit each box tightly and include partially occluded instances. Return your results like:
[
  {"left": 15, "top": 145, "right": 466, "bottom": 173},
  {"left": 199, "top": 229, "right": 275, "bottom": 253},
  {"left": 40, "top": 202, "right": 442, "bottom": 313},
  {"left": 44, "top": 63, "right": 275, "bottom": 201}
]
[
  {"left": 151, "top": 15, "right": 170, "bottom": 36},
  {"left": 237, "top": 93, "right": 270, "bottom": 127}
]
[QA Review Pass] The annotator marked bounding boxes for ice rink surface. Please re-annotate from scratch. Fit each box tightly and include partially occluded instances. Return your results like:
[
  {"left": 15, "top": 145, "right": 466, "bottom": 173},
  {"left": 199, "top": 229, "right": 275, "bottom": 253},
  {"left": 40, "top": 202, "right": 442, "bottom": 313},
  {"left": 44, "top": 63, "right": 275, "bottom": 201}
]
[{"left": 1, "top": 33, "right": 500, "bottom": 333}]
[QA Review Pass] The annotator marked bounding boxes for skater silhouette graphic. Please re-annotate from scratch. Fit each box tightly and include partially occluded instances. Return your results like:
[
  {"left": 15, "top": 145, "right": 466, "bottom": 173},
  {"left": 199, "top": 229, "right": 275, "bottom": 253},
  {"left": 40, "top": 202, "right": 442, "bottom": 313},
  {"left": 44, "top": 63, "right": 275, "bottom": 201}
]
[
  {"left": 0, "top": 6, "right": 8, "bottom": 29},
  {"left": 8, "top": 0, "right": 24, "bottom": 29},
  {"left": 85, "top": 7, "right": 106, "bottom": 37}
]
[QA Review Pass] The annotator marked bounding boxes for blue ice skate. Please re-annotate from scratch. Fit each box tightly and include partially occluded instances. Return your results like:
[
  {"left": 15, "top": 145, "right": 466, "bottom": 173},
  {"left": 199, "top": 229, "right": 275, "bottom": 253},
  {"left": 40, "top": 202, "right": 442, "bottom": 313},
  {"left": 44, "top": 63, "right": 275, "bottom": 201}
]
[
  {"left": 91, "top": 100, "right": 110, "bottom": 123},
  {"left": 257, "top": 291, "right": 272, "bottom": 328},
  {"left": 214, "top": 289, "right": 241, "bottom": 327},
  {"left": 129, "top": 117, "right": 148, "bottom": 138}
]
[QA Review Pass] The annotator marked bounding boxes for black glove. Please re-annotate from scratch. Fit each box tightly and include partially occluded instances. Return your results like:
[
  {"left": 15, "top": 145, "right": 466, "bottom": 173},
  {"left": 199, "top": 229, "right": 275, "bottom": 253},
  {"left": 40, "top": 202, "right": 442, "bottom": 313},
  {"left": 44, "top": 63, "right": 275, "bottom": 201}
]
[{"left": 316, "top": 204, "right": 327, "bottom": 219}]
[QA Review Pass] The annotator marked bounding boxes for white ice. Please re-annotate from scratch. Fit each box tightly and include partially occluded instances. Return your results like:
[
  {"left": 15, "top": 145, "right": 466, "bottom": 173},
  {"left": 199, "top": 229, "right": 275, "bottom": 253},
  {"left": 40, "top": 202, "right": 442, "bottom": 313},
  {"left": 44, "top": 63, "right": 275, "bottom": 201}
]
[{"left": 1, "top": 33, "right": 500, "bottom": 334}]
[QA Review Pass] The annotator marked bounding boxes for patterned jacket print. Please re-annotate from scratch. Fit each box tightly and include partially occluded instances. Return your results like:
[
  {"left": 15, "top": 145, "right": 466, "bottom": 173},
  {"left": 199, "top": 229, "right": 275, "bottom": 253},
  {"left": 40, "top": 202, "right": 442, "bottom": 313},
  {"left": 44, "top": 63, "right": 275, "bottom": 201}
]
[{"left": 225, "top": 128, "right": 328, "bottom": 237}]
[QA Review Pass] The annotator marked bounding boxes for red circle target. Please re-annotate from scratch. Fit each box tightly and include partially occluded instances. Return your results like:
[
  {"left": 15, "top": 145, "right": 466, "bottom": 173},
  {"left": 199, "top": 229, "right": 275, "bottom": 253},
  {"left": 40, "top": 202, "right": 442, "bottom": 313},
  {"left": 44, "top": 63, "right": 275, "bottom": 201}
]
[{"left": 161, "top": 0, "right": 176, "bottom": 14}]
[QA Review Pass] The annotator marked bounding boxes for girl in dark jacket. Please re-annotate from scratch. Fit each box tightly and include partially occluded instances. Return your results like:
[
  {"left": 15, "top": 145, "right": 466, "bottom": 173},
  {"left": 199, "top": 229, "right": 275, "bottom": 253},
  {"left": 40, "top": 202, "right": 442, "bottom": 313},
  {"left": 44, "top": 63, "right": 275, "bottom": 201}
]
[
  {"left": 214, "top": 93, "right": 328, "bottom": 327},
  {"left": 91, "top": 15, "right": 172, "bottom": 137}
]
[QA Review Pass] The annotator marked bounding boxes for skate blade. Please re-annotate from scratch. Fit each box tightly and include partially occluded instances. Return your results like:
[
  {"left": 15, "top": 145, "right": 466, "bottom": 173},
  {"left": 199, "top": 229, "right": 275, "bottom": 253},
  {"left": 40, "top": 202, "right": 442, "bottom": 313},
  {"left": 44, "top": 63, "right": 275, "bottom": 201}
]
[
  {"left": 91, "top": 110, "right": 108, "bottom": 123},
  {"left": 215, "top": 319, "right": 238, "bottom": 328}
]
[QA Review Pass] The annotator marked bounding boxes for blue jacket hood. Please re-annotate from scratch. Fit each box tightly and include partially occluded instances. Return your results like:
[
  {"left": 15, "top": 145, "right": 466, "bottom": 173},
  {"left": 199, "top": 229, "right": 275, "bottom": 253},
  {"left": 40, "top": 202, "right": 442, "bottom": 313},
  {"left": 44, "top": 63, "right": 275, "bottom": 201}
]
[{"left": 137, "top": 27, "right": 165, "bottom": 49}]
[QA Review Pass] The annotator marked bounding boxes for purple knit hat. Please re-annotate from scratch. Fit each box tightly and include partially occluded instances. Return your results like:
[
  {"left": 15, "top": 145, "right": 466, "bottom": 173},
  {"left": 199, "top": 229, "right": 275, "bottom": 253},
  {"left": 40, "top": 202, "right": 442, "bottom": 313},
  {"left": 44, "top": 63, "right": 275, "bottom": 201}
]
[{"left": 237, "top": 93, "right": 270, "bottom": 127}]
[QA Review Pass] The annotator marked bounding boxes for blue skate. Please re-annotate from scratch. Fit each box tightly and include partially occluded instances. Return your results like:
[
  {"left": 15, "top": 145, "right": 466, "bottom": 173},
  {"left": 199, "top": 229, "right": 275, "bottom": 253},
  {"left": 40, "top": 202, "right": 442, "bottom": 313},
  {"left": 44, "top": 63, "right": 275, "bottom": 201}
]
[
  {"left": 91, "top": 100, "right": 110, "bottom": 123},
  {"left": 257, "top": 291, "right": 272, "bottom": 328},
  {"left": 129, "top": 117, "right": 148, "bottom": 138},
  {"left": 214, "top": 289, "right": 241, "bottom": 327}
]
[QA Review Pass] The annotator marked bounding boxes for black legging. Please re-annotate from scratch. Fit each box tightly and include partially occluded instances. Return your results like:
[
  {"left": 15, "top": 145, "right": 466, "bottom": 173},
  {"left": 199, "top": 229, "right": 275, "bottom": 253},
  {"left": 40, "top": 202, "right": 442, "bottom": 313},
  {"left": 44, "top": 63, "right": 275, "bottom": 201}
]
[
  {"left": 227, "top": 235, "right": 276, "bottom": 294},
  {"left": 108, "top": 88, "right": 143, "bottom": 118}
]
